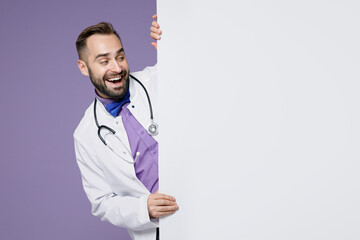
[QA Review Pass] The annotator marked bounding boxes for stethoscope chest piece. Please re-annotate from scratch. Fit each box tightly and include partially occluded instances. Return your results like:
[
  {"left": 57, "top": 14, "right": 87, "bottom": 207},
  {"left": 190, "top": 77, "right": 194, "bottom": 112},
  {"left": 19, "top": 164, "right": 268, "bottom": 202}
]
[{"left": 147, "top": 122, "right": 159, "bottom": 136}]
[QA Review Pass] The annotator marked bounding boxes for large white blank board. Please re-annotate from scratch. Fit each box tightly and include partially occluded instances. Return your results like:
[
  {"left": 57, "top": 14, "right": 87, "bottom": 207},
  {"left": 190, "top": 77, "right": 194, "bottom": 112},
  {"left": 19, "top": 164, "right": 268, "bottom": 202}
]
[{"left": 157, "top": 1, "right": 360, "bottom": 239}]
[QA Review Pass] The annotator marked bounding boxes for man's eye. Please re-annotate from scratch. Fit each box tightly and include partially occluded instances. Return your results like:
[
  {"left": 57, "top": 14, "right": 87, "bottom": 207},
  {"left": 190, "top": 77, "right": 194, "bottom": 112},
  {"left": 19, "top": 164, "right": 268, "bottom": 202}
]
[
  {"left": 100, "top": 60, "right": 109, "bottom": 65},
  {"left": 117, "top": 56, "right": 125, "bottom": 61}
]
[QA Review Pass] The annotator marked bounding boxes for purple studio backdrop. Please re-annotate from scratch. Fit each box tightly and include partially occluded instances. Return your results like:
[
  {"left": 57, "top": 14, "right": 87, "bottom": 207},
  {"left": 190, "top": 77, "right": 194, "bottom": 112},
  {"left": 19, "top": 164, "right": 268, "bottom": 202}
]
[{"left": 0, "top": 0, "right": 156, "bottom": 239}]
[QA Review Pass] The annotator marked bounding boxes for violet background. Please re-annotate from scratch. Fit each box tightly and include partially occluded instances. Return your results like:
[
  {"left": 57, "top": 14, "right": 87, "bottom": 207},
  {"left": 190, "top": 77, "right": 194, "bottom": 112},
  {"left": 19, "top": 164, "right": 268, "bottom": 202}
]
[{"left": 0, "top": 0, "right": 156, "bottom": 239}]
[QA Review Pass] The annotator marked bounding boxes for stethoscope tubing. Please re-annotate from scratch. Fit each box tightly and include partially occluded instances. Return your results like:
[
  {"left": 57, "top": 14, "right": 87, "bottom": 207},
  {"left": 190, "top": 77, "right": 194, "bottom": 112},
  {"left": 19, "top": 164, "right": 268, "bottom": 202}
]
[{"left": 129, "top": 74, "right": 154, "bottom": 121}]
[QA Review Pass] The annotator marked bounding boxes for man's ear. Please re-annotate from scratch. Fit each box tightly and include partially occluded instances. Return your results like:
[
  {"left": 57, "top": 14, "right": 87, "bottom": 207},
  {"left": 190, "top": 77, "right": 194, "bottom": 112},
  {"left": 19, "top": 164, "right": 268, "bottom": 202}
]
[{"left": 77, "top": 60, "right": 89, "bottom": 76}]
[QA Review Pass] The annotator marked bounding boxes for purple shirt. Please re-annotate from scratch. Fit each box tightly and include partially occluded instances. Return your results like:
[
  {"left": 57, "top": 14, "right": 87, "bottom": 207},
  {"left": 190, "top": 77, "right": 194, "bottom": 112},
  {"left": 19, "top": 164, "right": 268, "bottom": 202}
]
[{"left": 97, "top": 94, "right": 159, "bottom": 194}]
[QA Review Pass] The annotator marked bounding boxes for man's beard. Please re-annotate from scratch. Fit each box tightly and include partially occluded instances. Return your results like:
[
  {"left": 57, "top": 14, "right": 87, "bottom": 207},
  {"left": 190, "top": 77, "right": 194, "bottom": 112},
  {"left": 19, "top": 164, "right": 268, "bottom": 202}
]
[{"left": 89, "top": 68, "right": 130, "bottom": 101}]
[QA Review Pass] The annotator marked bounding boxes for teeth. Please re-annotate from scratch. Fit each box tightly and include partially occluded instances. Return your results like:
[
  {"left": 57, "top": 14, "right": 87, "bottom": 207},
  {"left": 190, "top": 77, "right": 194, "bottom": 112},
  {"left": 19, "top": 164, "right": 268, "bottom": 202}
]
[{"left": 107, "top": 77, "right": 121, "bottom": 82}]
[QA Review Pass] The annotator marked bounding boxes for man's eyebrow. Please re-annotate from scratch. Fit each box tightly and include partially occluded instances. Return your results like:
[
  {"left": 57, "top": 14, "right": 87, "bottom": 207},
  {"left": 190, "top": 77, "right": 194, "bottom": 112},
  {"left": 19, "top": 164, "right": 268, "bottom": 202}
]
[
  {"left": 94, "top": 48, "right": 124, "bottom": 61},
  {"left": 116, "top": 48, "right": 124, "bottom": 55},
  {"left": 94, "top": 53, "right": 109, "bottom": 61}
]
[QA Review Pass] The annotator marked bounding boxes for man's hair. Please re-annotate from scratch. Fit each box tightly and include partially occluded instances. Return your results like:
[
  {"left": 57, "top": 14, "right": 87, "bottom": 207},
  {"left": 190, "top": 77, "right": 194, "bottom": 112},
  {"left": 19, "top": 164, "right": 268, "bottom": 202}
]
[{"left": 76, "top": 22, "right": 121, "bottom": 60}]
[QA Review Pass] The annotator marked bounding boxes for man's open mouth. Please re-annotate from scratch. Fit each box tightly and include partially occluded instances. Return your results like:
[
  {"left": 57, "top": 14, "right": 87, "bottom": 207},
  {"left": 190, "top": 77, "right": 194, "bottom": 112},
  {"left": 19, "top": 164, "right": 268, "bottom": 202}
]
[{"left": 106, "top": 76, "right": 122, "bottom": 83}]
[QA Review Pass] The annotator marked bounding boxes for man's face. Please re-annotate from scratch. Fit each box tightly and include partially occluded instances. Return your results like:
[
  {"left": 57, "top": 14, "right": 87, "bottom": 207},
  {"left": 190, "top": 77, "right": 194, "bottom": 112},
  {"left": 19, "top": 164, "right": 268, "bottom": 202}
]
[{"left": 78, "top": 33, "right": 130, "bottom": 100}]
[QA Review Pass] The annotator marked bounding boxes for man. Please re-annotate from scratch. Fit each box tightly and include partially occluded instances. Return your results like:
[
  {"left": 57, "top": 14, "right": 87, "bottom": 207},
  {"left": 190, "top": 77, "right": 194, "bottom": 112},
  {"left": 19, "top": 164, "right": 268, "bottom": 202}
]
[{"left": 74, "top": 15, "right": 178, "bottom": 240}]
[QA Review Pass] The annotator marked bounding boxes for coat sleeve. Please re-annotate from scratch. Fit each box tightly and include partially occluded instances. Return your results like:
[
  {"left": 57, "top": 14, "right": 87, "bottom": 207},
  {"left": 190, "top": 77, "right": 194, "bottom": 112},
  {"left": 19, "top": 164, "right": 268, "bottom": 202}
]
[{"left": 74, "top": 138, "right": 158, "bottom": 231}]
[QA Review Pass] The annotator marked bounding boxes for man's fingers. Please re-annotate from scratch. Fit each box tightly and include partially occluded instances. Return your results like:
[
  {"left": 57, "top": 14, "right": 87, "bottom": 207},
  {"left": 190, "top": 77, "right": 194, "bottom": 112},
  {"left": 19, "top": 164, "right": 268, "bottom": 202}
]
[
  {"left": 152, "top": 20, "right": 159, "bottom": 28},
  {"left": 152, "top": 193, "right": 175, "bottom": 201},
  {"left": 150, "top": 204, "right": 179, "bottom": 212},
  {"left": 150, "top": 14, "right": 160, "bottom": 50},
  {"left": 158, "top": 205, "right": 179, "bottom": 212},
  {"left": 148, "top": 191, "right": 176, "bottom": 202},
  {"left": 150, "top": 199, "right": 175, "bottom": 206},
  {"left": 150, "top": 26, "right": 162, "bottom": 34},
  {"left": 148, "top": 205, "right": 179, "bottom": 218},
  {"left": 148, "top": 196, "right": 176, "bottom": 206},
  {"left": 151, "top": 199, "right": 172, "bottom": 206},
  {"left": 151, "top": 42, "right": 157, "bottom": 50},
  {"left": 148, "top": 200, "right": 178, "bottom": 213},
  {"left": 148, "top": 191, "right": 179, "bottom": 218},
  {"left": 148, "top": 192, "right": 175, "bottom": 201},
  {"left": 150, "top": 32, "right": 161, "bottom": 40}
]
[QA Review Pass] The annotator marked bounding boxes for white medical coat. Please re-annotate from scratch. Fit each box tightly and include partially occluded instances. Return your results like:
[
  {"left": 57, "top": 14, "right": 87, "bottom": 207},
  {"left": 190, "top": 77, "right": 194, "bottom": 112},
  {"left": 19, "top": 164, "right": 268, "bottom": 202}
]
[{"left": 74, "top": 66, "right": 159, "bottom": 240}]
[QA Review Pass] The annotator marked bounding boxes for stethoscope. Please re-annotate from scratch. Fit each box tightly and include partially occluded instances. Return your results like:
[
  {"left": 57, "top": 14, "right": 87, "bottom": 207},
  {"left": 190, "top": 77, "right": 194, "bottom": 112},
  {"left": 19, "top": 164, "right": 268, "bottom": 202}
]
[{"left": 93, "top": 74, "right": 158, "bottom": 164}]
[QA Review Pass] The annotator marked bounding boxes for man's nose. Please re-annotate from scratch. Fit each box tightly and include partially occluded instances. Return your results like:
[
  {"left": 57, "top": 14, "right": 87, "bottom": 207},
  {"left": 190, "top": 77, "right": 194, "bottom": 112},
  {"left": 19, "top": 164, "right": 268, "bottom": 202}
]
[{"left": 109, "top": 60, "right": 122, "bottom": 73}]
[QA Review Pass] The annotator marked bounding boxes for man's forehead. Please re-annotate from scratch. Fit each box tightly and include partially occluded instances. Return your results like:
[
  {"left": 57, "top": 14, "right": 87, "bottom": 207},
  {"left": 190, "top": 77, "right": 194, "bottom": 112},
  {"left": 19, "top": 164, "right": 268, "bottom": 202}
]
[{"left": 85, "top": 33, "right": 123, "bottom": 57}]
